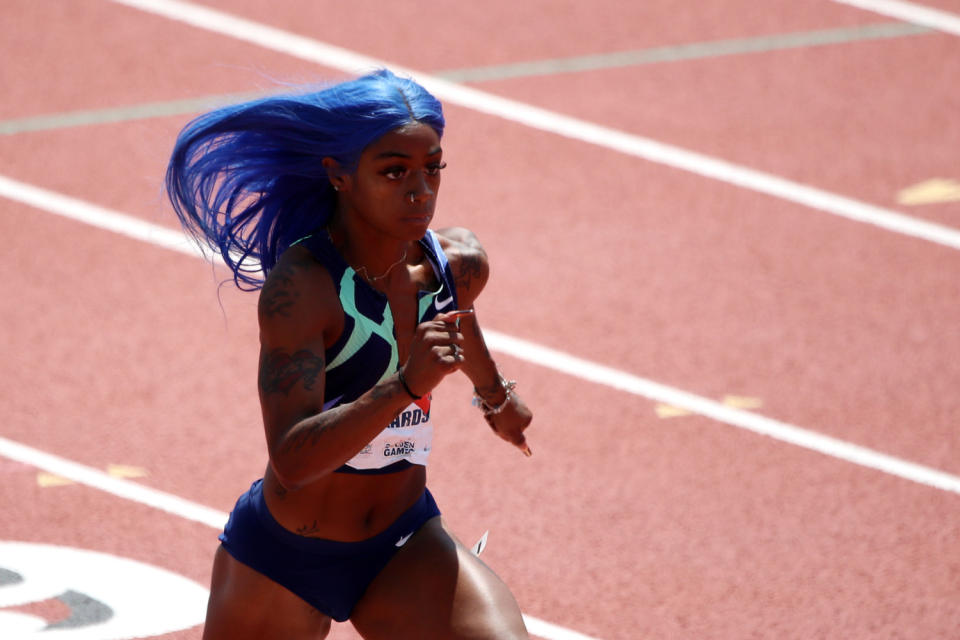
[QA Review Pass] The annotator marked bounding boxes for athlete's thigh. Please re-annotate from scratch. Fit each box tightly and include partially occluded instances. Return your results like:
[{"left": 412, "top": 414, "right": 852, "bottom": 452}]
[
  {"left": 350, "top": 517, "right": 529, "bottom": 640},
  {"left": 203, "top": 544, "right": 332, "bottom": 640}
]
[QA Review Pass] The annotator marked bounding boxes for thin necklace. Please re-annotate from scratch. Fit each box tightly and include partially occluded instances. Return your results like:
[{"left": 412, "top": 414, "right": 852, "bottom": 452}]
[{"left": 356, "top": 245, "right": 408, "bottom": 284}]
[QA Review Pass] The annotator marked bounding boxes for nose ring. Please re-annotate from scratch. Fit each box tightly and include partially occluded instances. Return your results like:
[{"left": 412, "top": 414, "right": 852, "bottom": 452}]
[{"left": 408, "top": 193, "right": 415, "bottom": 203}]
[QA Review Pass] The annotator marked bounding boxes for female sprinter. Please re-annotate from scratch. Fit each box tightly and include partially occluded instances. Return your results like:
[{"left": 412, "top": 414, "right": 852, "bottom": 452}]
[{"left": 166, "top": 69, "right": 533, "bottom": 639}]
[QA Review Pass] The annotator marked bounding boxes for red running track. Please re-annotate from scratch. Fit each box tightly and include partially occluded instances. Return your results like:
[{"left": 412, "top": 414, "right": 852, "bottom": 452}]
[{"left": 1, "top": 0, "right": 959, "bottom": 638}]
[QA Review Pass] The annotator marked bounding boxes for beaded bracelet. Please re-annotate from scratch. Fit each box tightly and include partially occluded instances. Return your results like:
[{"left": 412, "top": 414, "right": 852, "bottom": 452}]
[{"left": 472, "top": 374, "right": 517, "bottom": 416}]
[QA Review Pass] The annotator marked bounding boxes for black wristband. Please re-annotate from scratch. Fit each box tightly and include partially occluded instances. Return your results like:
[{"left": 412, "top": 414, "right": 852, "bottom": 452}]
[{"left": 397, "top": 368, "right": 422, "bottom": 400}]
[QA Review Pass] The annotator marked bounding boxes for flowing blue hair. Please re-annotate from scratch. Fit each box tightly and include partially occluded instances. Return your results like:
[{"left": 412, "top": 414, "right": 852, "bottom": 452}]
[{"left": 166, "top": 69, "right": 445, "bottom": 290}]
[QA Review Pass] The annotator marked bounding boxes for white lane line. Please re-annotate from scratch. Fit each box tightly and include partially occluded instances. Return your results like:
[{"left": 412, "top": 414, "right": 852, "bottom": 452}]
[
  {"left": 0, "top": 91, "right": 267, "bottom": 136},
  {"left": 106, "top": 0, "right": 960, "bottom": 252},
  {"left": 0, "top": 175, "right": 203, "bottom": 259},
  {"left": 437, "top": 22, "right": 931, "bottom": 83},
  {"left": 0, "top": 24, "right": 929, "bottom": 136},
  {"left": 832, "top": 0, "right": 960, "bottom": 37},
  {"left": 110, "top": 0, "right": 384, "bottom": 70},
  {"left": 0, "top": 24, "right": 928, "bottom": 136},
  {"left": 0, "top": 436, "right": 228, "bottom": 529},
  {"left": 4, "top": 173, "right": 960, "bottom": 498},
  {"left": 483, "top": 331, "right": 960, "bottom": 496},
  {"left": 0, "top": 175, "right": 254, "bottom": 267}
]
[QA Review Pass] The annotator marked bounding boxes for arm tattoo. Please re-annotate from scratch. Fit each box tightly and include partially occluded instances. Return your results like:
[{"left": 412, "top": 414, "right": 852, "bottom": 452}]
[
  {"left": 259, "top": 349, "right": 324, "bottom": 396},
  {"left": 283, "top": 415, "right": 340, "bottom": 453},
  {"left": 474, "top": 371, "right": 503, "bottom": 402},
  {"left": 260, "top": 255, "right": 315, "bottom": 318},
  {"left": 372, "top": 378, "right": 402, "bottom": 401},
  {"left": 259, "top": 265, "right": 297, "bottom": 318},
  {"left": 454, "top": 250, "right": 483, "bottom": 292}
]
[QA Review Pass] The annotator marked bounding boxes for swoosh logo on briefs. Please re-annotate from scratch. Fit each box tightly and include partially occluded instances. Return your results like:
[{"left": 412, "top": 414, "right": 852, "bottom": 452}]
[
  {"left": 435, "top": 294, "right": 454, "bottom": 310},
  {"left": 395, "top": 532, "right": 413, "bottom": 547}
]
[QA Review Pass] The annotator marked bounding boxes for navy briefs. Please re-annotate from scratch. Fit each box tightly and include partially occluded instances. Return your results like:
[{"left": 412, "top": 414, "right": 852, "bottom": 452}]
[{"left": 219, "top": 479, "right": 441, "bottom": 622}]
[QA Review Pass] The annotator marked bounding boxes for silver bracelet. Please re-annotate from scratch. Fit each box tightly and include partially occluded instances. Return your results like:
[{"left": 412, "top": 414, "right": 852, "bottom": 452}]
[{"left": 472, "top": 375, "right": 517, "bottom": 416}]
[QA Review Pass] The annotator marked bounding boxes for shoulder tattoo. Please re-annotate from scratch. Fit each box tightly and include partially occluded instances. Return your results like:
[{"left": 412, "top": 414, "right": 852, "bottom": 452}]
[
  {"left": 259, "top": 255, "right": 315, "bottom": 319},
  {"left": 259, "top": 349, "right": 324, "bottom": 396},
  {"left": 454, "top": 248, "right": 484, "bottom": 292}
]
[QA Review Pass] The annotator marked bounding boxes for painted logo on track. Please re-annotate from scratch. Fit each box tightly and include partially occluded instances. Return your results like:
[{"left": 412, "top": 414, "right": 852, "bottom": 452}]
[{"left": 0, "top": 541, "right": 208, "bottom": 639}]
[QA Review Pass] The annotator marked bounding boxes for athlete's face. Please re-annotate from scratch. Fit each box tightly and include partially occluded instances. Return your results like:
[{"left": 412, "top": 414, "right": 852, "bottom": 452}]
[{"left": 337, "top": 123, "right": 444, "bottom": 239}]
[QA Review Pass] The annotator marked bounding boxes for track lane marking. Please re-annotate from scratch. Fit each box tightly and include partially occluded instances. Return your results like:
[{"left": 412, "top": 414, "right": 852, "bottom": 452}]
[
  {"left": 102, "top": 0, "right": 960, "bottom": 252},
  {"left": 482, "top": 331, "right": 960, "bottom": 496},
  {"left": 0, "top": 435, "right": 227, "bottom": 529},
  {"left": 0, "top": 91, "right": 267, "bottom": 136},
  {"left": 0, "top": 175, "right": 202, "bottom": 259},
  {"left": 0, "top": 22, "right": 931, "bottom": 136},
  {"left": 2, "top": 174, "right": 959, "bottom": 499},
  {"left": 437, "top": 22, "right": 931, "bottom": 83},
  {"left": 897, "top": 178, "right": 960, "bottom": 205},
  {"left": 0, "top": 24, "right": 931, "bottom": 136},
  {"left": 831, "top": 0, "right": 960, "bottom": 36}
]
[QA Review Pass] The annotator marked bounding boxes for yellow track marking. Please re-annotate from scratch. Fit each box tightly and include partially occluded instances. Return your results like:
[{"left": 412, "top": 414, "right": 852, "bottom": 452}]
[
  {"left": 723, "top": 396, "right": 764, "bottom": 410},
  {"left": 897, "top": 179, "right": 960, "bottom": 205},
  {"left": 36, "top": 472, "right": 75, "bottom": 487},
  {"left": 107, "top": 464, "right": 148, "bottom": 479},
  {"left": 655, "top": 404, "right": 693, "bottom": 418},
  {"left": 657, "top": 395, "right": 763, "bottom": 417}
]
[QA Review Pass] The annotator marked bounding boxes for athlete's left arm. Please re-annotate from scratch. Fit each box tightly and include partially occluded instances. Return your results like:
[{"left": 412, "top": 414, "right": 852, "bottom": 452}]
[{"left": 434, "top": 227, "right": 533, "bottom": 456}]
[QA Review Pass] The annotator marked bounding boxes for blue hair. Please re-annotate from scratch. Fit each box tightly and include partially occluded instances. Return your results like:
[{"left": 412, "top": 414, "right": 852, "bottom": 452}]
[{"left": 166, "top": 69, "right": 445, "bottom": 290}]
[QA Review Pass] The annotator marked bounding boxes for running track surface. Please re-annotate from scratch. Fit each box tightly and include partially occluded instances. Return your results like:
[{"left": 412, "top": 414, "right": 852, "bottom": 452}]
[{"left": 2, "top": 1, "right": 959, "bottom": 638}]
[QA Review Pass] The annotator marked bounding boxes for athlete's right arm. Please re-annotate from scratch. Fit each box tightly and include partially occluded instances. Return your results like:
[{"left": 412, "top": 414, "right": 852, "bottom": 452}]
[
  {"left": 257, "top": 245, "right": 407, "bottom": 490},
  {"left": 256, "top": 246, "right": 464, "bottom": 491}
]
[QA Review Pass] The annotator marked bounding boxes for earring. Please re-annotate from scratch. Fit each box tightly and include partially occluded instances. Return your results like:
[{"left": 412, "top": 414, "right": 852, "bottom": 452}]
[{"left": 333, "top": 185, "right": 339, "bottom": 191}]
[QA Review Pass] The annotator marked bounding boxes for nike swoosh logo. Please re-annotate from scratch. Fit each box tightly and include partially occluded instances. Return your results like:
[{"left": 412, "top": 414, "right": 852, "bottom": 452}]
[
  {"left": 396, "top": 532, "right": 413, "bottom": 547},
  {"left": 435, "top": 294, "right": 454, "bottom": 310},
  {"left": 471, "top": 530, "right": 488, "bottom": 556}
]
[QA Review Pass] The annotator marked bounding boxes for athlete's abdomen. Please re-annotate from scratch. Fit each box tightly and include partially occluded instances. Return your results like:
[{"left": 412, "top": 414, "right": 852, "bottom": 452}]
[{"left": 260, "top": 464, "right": 426, "bottom": 542}]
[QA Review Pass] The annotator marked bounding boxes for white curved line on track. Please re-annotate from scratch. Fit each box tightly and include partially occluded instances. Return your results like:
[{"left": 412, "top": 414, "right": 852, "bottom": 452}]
[
  {"left": 103, "top": 0, "right": 960, "bottom": 252},
  {"left": 831, "top": 0, "right": 960, "bottom": 37},
  {"left": 3, "top": 173, "right": 959, "bottom": 500},
  {"left": 0, "top": 435, "right": 596, "bottom": 640}
]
